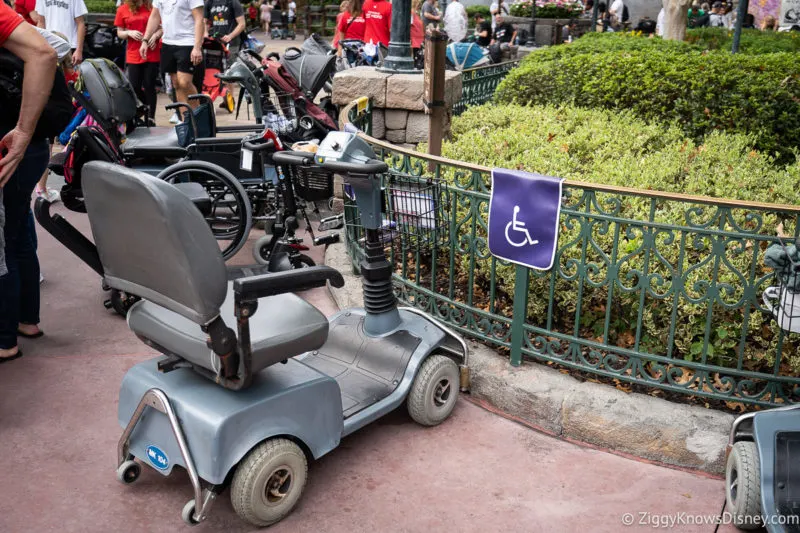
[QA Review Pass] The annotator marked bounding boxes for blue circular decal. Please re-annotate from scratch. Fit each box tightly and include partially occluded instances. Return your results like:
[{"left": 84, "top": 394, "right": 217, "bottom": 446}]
[{"left": 145, "top": 445, "right": 170, "bottom": 470}]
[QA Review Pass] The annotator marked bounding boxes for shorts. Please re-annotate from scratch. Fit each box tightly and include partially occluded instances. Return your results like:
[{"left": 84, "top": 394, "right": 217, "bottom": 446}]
[
  {"left": 160, "top": 43, "right": 201, "bottom": 75},
  {"left": 287, "top": 15, "right": 296, "bottom": 23}
]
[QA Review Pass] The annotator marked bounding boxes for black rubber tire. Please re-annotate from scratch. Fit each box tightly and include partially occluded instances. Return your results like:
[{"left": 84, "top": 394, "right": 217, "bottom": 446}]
[
  {"left": 407, "top": 355, "right": 459, "bottom": 427},
  {"left": 726, "top": 441, "right": 762, "bottom": 530},
  {"left": 291, "top": 253, "right": 315, "bottom": 269},
  {"left": 230, "top": 438, "right": 308, "bottom": 527},
  {"left": 157, "top": 161, "right": 252, "bottom": 260}
]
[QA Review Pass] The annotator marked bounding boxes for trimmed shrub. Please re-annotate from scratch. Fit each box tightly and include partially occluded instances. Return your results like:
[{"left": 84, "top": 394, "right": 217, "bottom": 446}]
[
  {"left": 686, "top": 27, "right": 800, "bottom": 54},
  {"left": 433, "top": 103, "right": 800, "bottom": 376},
  {"left": 466, "top": 5, "right": 491, "bottom": 20},
  {"left": 85, "top": 0, "right": 117, "bottom": 13},
  {"left": 495, "top": 44, "right": 800, "bottom": 163}
]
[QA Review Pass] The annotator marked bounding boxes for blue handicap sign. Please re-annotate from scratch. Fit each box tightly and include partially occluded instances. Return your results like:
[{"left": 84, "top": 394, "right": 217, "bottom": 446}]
[{"left": 488, "top": 169, "right": 564, "bottom": 270}]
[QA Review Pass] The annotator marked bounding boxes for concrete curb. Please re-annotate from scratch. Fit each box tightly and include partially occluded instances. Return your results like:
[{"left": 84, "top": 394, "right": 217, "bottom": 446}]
[{"left": 324, "top": 241, "right": 734, "bottom": 475}]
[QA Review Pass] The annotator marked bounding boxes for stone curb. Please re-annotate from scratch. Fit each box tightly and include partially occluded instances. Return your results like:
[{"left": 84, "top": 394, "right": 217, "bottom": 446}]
[{"left": 324, "top": 241, "right": 734, "bottom": 475}]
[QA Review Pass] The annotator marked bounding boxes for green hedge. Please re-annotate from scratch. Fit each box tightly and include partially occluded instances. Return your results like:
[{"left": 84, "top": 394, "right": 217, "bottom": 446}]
[
  {"left": 466, "top": 5, "right": 491, "bottom": 20},
  {"left": 686, "top": 27, "right": 800, "bottom": 54},
  {"left": 495, "top": 41, "right": 800, "bottom": 163},
  {"left": 437, "top": 103, "right": 800, "bottom": 374},
  {"left": 85, "top": 0, "right": 117, "bottom": 14}
]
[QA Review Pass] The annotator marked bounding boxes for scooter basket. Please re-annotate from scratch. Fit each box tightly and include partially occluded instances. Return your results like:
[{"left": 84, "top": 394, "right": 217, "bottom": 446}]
[{"left": 288, "top": 165, "right": 334, "bottom": 201}]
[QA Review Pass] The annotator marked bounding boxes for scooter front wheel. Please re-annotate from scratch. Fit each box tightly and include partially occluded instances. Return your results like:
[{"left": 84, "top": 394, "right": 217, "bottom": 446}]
[{"left": 407, "top": 354, "right": 459, "bottom": 426}]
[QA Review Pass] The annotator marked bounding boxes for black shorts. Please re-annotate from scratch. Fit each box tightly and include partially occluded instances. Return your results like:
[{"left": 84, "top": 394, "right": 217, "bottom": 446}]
[{"left": 160, "top": 43, "right": 202, "bottom": 75}]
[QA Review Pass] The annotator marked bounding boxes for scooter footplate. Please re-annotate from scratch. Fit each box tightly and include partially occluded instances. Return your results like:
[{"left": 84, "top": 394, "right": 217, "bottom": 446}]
[{"left": 300, "top": 313, "right": 421, "bottom": 418}]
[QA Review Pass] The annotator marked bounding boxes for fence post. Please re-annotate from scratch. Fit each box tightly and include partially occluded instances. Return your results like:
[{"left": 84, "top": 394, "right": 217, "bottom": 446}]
[
  {"left": 509, "top": 265, "right": 530, "bottom": 367},
  {"left": 424, "top": 29, "right": 447, "bottom": 169}
]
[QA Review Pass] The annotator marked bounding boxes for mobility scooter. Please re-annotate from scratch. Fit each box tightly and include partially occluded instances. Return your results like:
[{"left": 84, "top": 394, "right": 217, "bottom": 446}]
[
  {"left": 725, "top": 239, "right": 800, "bottom": 531},
  {"left": 79, "top": 131, "right": 469, "bottom": 527}
]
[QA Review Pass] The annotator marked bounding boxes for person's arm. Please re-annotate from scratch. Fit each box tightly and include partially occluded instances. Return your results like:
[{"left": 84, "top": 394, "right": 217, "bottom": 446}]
[
  {"left": 510, "top": 29, "right": 517, "bottom": 43},
  {"left": 141, "top": 6, "right": 161, "bottom": 58},
  {"left": 225, "top": 1, "right": 246, "bottom": 40},
  {"left": 72, "top": 15, "right": 85, "bottom": 63},
  {"left": 0, "top": 22, "right": 57, "bottom": 185},
  {"left": 191, "top": 6, "right": 203, "bottom": 64}
]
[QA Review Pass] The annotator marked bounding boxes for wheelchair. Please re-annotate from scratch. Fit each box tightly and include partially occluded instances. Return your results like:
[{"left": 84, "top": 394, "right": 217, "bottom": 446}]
[
  {"left": 37, "top": 57, "right": 338, "bottom": 315},
  {"left": 78, "top": 131, "right": 468, "bottom": 528}
]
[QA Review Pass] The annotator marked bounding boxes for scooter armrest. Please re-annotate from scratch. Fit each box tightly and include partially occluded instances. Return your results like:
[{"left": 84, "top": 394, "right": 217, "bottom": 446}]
[{"left": 233, "top": 266, "right": 345, "bottom": 301}]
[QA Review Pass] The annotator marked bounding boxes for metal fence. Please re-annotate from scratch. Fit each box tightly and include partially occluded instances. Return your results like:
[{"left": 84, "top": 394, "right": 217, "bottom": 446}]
[
  {"left": 452, "top": 60, "right": 520, "bottom": 116},
  {"left": 339, "top": 113, "right": 800, "bottom": 408}
]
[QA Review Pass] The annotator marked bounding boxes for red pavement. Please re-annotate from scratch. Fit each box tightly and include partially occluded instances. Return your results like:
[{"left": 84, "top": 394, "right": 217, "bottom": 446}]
[{"left": 0, "top": 194, "right": 735, "bottom": 532}]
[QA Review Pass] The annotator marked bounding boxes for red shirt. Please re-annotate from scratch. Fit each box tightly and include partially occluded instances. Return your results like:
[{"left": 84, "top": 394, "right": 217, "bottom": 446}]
[
  {"left": 114, "top": 3, "right": 161, "bottom": 65},
  {"left": 0, "top": 1, "right": 23, "bottom": 47},
  {"left": 362, "top": 0, "right": 391, "bottom": 47},
  {"left": 410, "top": 14, "right": 423, "bottom": 48},
  {"left": 337, "top": 11, "right": 366, "bottom": 42},
  {"left": 14, "top": 0, "right": 36, "bottom": 26}
]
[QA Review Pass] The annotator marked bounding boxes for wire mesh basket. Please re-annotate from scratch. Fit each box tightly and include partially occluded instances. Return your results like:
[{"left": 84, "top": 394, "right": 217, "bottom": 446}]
[
  {"left": 763, "top": 237, "right": 800, "bottom": 334},
  {"left": 343, "top": 174, "right": 450, "bottom": 251},
  {"left": 284, "top": 163, "right": 335, "bottom": 202},
  {"left": 261, "top": 87, "right": 298, "bottom": 135}
]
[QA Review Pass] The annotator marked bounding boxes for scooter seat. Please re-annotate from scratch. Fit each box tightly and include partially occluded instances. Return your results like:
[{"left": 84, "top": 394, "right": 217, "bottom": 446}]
[
  {"left": 127, "top": 283, "right": 329, "bottom": 375},
  {"left": 121, "top": 127, "right": 186, "bottom": 158}
]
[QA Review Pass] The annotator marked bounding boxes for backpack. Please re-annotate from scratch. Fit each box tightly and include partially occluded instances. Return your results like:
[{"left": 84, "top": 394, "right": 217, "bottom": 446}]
[{"left": 0, "top": 49, "right": 74, "bottom": 140}]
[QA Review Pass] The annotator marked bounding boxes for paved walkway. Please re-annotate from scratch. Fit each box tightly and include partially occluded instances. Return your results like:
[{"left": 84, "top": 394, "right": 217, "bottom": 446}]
[{"left": 0, "top": 44, "right": 740, "bottom": 532}]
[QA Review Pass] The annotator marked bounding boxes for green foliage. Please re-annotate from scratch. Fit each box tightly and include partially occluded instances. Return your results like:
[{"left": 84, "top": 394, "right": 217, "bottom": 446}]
[
  {"left": 686, "top": 27, "right": 800, "bottom": 54},
  {"left": 438, "top": 103, "right": 800, "bottom": 373},
  {"left": 510, "top": 0, "right": 583, "bottom": 18},
  {"left": 495, "top": 38, "right": 800, "bottom": 163},
  {"left": 466, "top": 5, "right": 491, "bottom": 20},
  {"left": 85, "top": 0, "right": 117, "bottom": 13}
]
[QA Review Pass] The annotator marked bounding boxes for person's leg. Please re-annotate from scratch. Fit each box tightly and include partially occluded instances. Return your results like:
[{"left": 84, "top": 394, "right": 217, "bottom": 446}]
[
  {"left": 142, "top": 62, "right": 159, "bottom": 121},
  {"left": 175, "top": 46, "right": 203, "bottom": 108},
  {"left": 127, "top": 62, "right": 146, "bottom": 110},
  {"left": 0, "top": 139, "right": 48, "bottom": 357},
  {"left": 34, "top": 139, "right": 59, "bottom": 202}
]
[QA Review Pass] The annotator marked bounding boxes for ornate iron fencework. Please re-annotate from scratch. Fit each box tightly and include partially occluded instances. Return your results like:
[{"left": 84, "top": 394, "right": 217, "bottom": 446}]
[
  {"left": 452, "top": 60, "right": 520, "bottom": 116},
  {"left": 341, "top": 123, "right": 800, "bottom": 408}
]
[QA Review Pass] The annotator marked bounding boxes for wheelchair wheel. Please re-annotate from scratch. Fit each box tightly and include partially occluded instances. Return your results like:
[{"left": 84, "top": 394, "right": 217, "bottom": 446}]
[{"left": 157, "top": 161, "right": 252, "bottom": 260}]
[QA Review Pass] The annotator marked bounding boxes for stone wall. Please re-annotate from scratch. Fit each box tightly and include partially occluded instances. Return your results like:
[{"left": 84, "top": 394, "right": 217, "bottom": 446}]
[{"left": 332, "top": 66, "right": 463, "bottom": 146}]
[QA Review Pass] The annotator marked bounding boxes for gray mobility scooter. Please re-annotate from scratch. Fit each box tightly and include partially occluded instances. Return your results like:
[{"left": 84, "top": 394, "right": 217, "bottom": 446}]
[
  {"left": 725, "top": 240, "right": 800, "bottom": 532},
  {"left": 80, "top": 131, "right": 469, "bottom": 527}
]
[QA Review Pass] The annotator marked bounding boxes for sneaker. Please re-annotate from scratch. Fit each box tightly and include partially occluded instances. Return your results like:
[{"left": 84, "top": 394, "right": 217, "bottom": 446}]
[
  {"left": 36, "top": 187, "right": 60, "bottom": 203},
  {"left": 169, "top": 112, "right": 181, "bottom": 125}
]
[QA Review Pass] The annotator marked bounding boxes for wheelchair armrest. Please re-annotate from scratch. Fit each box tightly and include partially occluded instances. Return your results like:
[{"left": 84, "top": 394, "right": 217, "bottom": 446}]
[
  {"left": 233, "top": 266, "right": 344, "bottom": 302},
  {"left": 165, "top": 102, "right": 199, "bottom": 139},
  {"left": 188, "top": 94, "right": 212, "bottom": 107}
]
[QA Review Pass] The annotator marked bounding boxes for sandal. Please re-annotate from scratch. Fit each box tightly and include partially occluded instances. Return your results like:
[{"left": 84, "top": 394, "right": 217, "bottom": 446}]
[
  {"left": 0, "top": 349, "right": 23, "bottom": 364},
  {"left": 17, "top": 329, "right": 43, "bottom": 339}
]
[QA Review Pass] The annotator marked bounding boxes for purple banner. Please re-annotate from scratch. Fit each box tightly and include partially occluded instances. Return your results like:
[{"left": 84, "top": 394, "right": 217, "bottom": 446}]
[{"left": 488, "top": 169, "right": 564, "bottom": 271}]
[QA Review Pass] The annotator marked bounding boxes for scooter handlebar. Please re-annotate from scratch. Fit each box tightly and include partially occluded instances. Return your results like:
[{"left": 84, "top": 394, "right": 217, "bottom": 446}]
[
  {"left": 271, "top": 150, "right": 315, "bottom": 166},
  {"left": 317, "top": 158, "right": 388, "bottom": 176}
]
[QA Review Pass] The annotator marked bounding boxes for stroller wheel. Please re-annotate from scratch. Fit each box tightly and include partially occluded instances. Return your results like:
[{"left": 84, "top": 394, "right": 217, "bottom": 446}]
[{"left": 225, "top": 91, "right": 236, "bottom": 113}]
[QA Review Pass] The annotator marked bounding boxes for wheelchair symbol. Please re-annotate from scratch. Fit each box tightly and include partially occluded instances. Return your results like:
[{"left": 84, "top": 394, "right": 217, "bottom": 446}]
[{"left": 505, "top": 205, "right": 539, "bottom": 247}]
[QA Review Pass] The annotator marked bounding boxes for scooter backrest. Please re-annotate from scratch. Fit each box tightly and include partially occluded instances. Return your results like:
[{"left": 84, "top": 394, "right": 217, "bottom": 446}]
[{"left": 82, "top": 161, "right": 228, "bottom": 325}]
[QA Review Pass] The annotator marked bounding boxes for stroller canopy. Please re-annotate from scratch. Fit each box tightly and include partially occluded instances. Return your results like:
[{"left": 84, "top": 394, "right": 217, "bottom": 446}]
[
  {"left": 446, "top": 42, "right": 490, "bottom": 70},
  {"left": 281, "top": 43, "right": 336, "bottom": 97}
]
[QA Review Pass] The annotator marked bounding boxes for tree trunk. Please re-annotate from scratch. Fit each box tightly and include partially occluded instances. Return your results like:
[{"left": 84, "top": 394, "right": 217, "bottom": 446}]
[{"left": 662, "top": 0, "right": 692, "bottom": 41}]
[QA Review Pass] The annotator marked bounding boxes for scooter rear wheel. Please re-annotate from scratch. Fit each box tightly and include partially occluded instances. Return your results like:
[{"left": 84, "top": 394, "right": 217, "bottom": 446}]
[
  {"left": 726, "top": 441, "right": 762, "bottom": 530},
  {"left": 231, "top": 438, "right": 308, "bottom": 527},
  {"left": 407, "top": 355, "right": 459, "bottom": 426}
]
